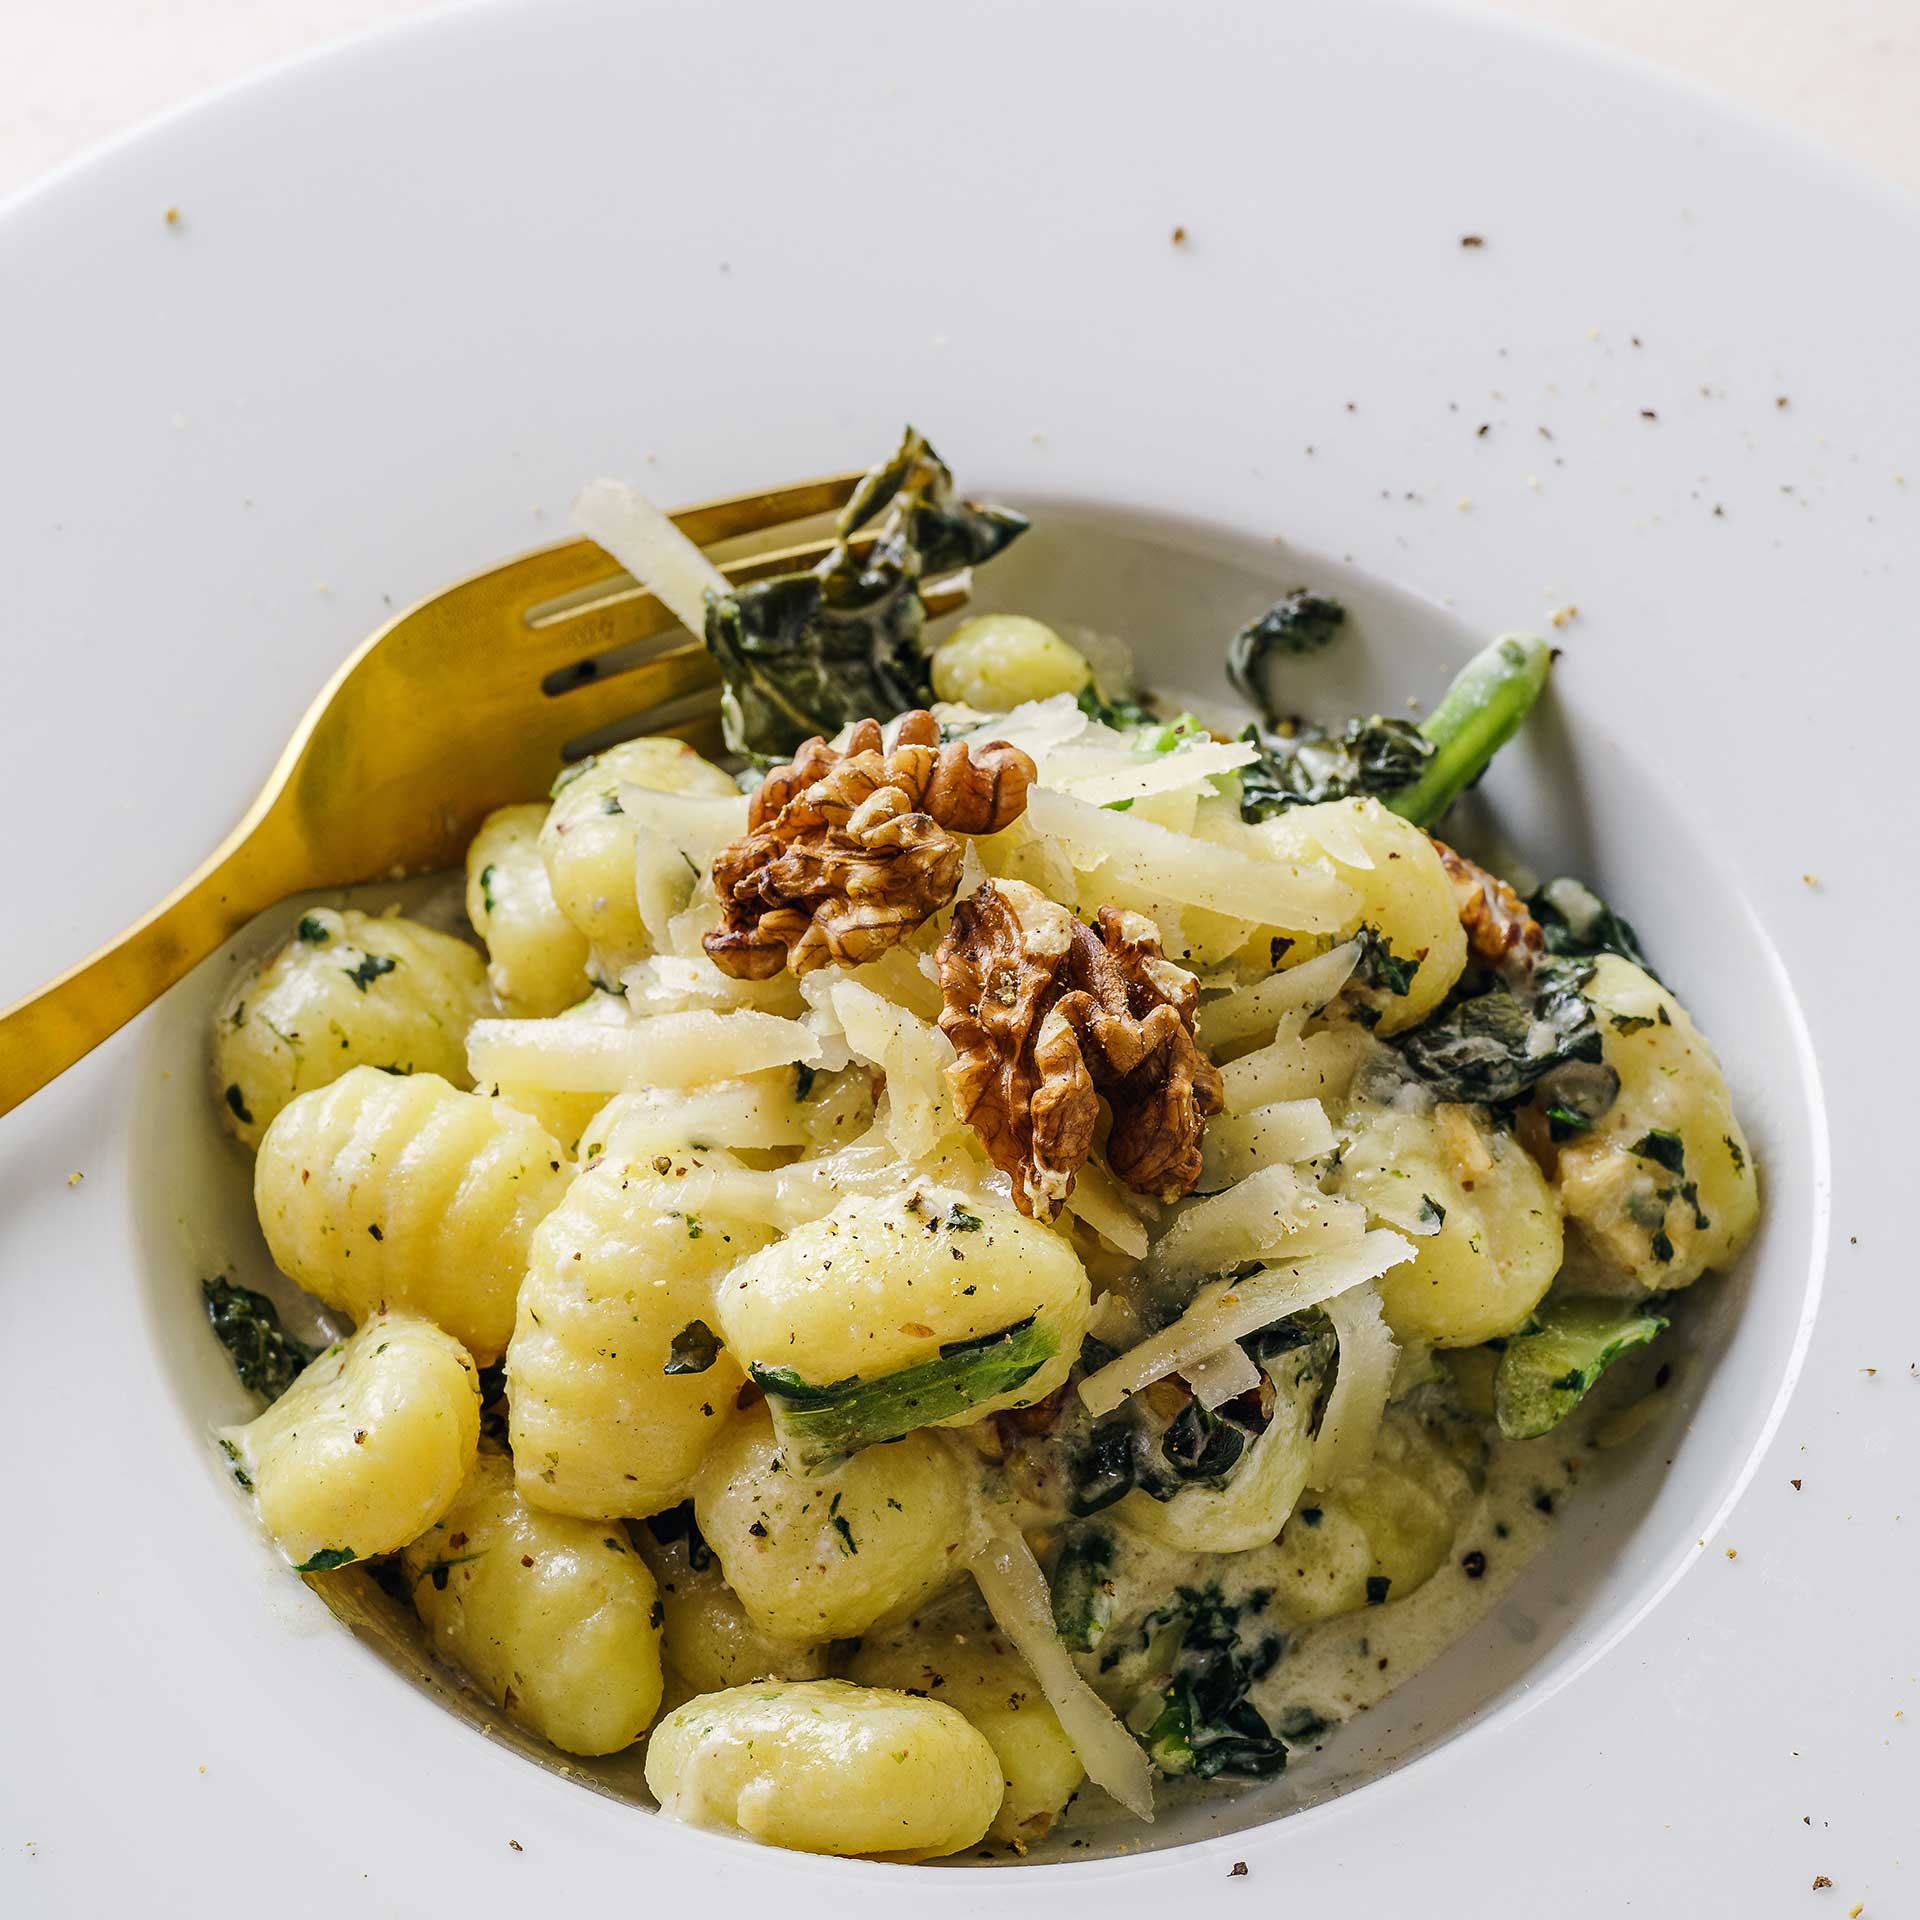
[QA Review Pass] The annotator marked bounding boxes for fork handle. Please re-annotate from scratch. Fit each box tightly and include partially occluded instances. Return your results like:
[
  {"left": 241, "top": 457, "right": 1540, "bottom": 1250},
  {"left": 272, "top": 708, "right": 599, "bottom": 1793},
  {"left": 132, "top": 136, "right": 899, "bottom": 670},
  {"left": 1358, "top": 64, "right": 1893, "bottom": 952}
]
[{"left": 0, "top": 835, "right": 283, "bottom": 1121}]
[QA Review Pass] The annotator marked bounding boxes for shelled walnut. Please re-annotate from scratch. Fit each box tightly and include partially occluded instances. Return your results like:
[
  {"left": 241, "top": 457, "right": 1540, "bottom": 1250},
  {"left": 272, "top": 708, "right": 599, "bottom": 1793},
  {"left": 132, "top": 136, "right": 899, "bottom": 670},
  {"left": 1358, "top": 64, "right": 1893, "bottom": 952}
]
[
  {"left": 705, "top": 712, "right": 1034, "bottom": 980},
  {"left": 937, "top": 878, "right": 1223, "bottom": 1218},
  {"left": 1432, "top": 837, "right": 1542, "bottom": 974}
]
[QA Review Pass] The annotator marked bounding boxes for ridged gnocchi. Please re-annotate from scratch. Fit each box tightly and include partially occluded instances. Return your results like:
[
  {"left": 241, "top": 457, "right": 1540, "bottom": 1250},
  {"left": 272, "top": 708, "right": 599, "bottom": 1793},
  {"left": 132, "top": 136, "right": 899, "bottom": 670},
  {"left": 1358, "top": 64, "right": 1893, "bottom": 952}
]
[
  {"left": 507, "top": 1143, "right": 777, "bottom": 1520},
  {"left": 1340, "top": 1100, "right": 1563, "bottom": 1346},
  {"left": 464, "top": 804, "right": 591, "bottom": 1015},
  {"left": 1554, "top": 955, "right": 1758, "bottom": 1290},
  {"left": 848, "top": 1614, "right": 1083, "bottom": 1847},
  {"left": 222, "top": 1310, "right": 479, "bottom": 1571},
  {"left": 694, "top": 1405, "right": 971, "bottom": 1642},
  {"left": 255, "top": 1067, "right": 570, "bottom": 1362},
  {"left": 213, "top": 908, "right": 487, "bottom": 1148},
  {"left": 401, "top": 1449, "right": 663, "bottom": 1755},
  {"left": 644, "top": 1679, "right": 1003, "bottom": 1860},
  {"left": 715, "top": 1187, "right": 1090, "bottom": 1462},
  {"left": 538, "top": 738, "right": 738, "bottom": 971}
]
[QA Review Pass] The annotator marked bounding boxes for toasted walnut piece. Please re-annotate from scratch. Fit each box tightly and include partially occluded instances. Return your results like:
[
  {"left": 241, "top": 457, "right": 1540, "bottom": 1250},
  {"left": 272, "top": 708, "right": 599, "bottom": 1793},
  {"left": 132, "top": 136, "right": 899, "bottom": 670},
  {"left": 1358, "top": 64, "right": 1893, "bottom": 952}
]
[
  {"left": 937, "top": 879, "right": 1224, "bottom": 1217},
  {"left": 706, "top": 712, "right": 1035, "bottom": 980},
  {"left": 1432, "top": 837, "right": 1543, "bottom": 974}
]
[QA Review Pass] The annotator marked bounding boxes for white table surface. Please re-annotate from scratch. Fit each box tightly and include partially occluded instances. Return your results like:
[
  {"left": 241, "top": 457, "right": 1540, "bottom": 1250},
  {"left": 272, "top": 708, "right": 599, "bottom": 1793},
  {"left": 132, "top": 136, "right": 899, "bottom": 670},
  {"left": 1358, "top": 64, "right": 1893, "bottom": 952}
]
[{"left": 7, "top": 0, "right": 1920, "bottom": 205}]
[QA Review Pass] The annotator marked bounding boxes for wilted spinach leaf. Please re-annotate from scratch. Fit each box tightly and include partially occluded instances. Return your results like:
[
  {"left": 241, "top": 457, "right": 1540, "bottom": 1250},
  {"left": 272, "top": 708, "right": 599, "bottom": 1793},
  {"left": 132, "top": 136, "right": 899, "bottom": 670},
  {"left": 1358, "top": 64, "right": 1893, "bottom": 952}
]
[
  {"left": 1237, "top": 715, "right": 1436, "bottom": 820},
  {"left": 1389, "top": 957, "right": 1603, "bottom": 1105},
  {"left": 1137, "top": 1586, "right": 1289, "bottom": 1780},
  {"left": 203, "top": 1277, "right": 319, "bottom": 1402},
  {"left": 1226, "top": 591, "right": 1347, "bottom": 720},
  {"left": 1531, "top": 876, "right": 1657, "bottom": 977},
  {"left": 704, "top": 427, "right": 1028, "bottom": 761}
]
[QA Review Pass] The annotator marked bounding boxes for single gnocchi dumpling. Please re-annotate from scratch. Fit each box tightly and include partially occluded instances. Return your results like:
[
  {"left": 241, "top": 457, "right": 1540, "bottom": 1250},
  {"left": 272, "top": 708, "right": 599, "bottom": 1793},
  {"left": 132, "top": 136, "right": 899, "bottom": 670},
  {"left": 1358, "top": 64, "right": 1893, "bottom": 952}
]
[
  {"left": 221, "top": 1310, "right": 479, "bottom": 1572},
  {"left": 715, "top": 1187, "right": 1090, "bottom": 1465},
  {"left": 636, "top": 1512, "right": 827, "bottom": 1695},
  {"left": 1113, "top": 1339, "right": 1325, "bottom": 1555},
  {"left": 848, "top": 1613, "right": 1083, "bottom": 1848},
  {"left": 1340, "top": 1100, "right": 1563, "bottom": 1346},
  {"left": 401, "top": 1450, "right": 663, "bottom": 1755},
  {"left": 694, "top": 1404, "right": 971, "bottom": 1643},
  {"left": 538, "top": 738, "right": 738, "bottom": 972},
  {"left": 212, "top": 908, "right": 487, "bottom": 1149},
  {"left": 464, "top": 804, "right": 592, "bottom": 1016},
  {"left": 255, "top": 1067, "right": 570, "bottom": 1363},
  {"left": 1554, "top": 955, "right": 1759, "bottom": 1291},
  {"left": 1319, "top": 1405, "right": 1482, "bottom": 1605},
  {"left": 930, "top": 614, "right": 1093, "bottom": 711},
  {"left": 644, "top": 1679, "right": 1004, "bottom": 1860},
  {"left": 508, "top": 1144, "right": 777, "bottom": 1520},
  {"left": 1254, "top": 800, "right": 1467, "bottom": 1032}
]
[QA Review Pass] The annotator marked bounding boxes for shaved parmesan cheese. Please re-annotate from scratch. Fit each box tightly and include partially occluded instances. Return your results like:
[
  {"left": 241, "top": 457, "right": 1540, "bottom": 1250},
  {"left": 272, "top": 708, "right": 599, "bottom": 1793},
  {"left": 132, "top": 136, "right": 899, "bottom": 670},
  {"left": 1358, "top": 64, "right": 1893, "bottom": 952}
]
[
  {"left": 1200, "top": 1099, "right": 1338, "bottom": 1188},
  {"left": 572, "top": 479, "right": 729, "bottom": 636},
  {"left": 1079, "top": 1231, "right": 1415, "bottom": 1416},
  {"left": 1222, "top": 1027, "right": 1360, "bottom": 1111},
  {"left": 468, "top": 1009, "right": 818, "bottom": 1092},
  {"left": 1054, "top": 739, "right": 1259, "bottom": 808},
  {"left": 1147, "top": 1164, "right": 1366, "bottom": 1287},
  {"left": 966, "top": 1504, "right": 1154, "bottom": 1821},
  {"left": 586, "top": 1074, "right": 821, "bottom": 1155},
  {"left": 1185, "top": 1340, "right": 1262, "bottom": 1410},
  {"left": 621, "top": 786, "right": 749, "bottom": 948},
  {"left": 1308, "top": 1283, "right": 1398, "bottom": 1490},
  {"left": 829, "top": 980, "right": 956, "bottom": 1162},
  {"left": 1024, "top": 787, "right": 1355, "bottom": 932},
  {"left": 1062, "top": 1159, "right": 1154, "bottom": 1259},
  {"left": 1292, "top": 805, "right": 1376, "bottom": 870},
  {"left": 619, "top": 953, "right": 802, "bottom": 1017},
  {"left": 1198, "top": 941, "right": 1361, "bottom": 1050}
]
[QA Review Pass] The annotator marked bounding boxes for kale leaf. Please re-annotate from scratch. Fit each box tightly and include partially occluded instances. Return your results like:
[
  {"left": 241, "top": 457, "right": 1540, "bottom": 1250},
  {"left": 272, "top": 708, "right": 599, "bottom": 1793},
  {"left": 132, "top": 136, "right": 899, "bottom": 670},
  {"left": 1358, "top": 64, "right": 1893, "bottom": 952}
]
[
  {"left": 1226, "top": 590, "right": 1347, "bottom": 720},
  {"left": 1137, "top": 1586, "right": 1289, "bottom": 1781},
  {"left": 1076, "top": 684, "right": 1158, "bottom": 730},
  {"left": 1237, "top": 715, "right": 1437, "bottom": 820},
  {"left": 1050, "top": 1529, "right": 1116, "bottom": 1653},
  {"left": 202, "top": 1277, "right": 319, "bottom": 1402},
  {"left": 1388, "top": 957, "right": 1604, "bottom": 1105},
  {"left": 704, "top": 428, "right": 1028, "bottom": 762},
  {"left": 1530, "top": 876, "right": 1657, "bottom": 977}
]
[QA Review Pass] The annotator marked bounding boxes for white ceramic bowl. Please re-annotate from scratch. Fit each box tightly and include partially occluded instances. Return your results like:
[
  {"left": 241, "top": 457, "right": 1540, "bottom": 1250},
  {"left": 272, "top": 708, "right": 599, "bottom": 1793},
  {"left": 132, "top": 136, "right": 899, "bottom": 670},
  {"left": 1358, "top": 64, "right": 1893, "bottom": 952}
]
[{"left": 1, "top": 2, "right": 1912, "bottom": 1912}]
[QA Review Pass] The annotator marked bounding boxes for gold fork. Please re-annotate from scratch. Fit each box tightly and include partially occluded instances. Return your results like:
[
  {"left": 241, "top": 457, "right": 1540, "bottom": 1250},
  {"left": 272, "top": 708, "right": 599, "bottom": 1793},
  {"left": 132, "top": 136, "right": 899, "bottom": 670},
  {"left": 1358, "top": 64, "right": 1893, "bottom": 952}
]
[{"left": 0, "top": 470, "right": 974, "bottom": 1119}]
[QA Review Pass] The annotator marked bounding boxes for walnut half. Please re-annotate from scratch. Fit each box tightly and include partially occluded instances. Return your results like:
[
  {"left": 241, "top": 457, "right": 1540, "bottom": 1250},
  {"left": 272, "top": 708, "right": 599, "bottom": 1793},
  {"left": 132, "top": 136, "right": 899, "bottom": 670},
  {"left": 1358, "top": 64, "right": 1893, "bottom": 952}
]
[
  {"left": 704, "top": 712, "right": 1035, "bottom": 980},
  {"left": 1432, "top": 837, "right": 1543, "bottom": 976},
  {"left": 936, "top": 878, "right": 1224, "bottom": 1218}
]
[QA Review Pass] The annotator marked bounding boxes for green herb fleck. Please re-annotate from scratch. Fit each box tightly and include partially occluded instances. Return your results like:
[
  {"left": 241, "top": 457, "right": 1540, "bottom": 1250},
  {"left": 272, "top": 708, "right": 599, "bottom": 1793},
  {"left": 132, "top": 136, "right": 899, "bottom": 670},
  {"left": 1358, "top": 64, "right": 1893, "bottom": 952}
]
[
  {"left": 793, "top": 1062, "right": 817, "bottom": 1102},
  {"left": 1630, "top": 1129, "right": 1686, "bottom": 1174},
  {"left": 296, "top": 1547, "right": 358, "bottom": 1573},
  {"left": 665, "top": 1319, "right": 722, "bottom": 1376},
  {"left": 1365, "top": 1576, "right": 1391, "bottom": 1606},
  {"left": 831, "top": 1514, "right": 859, "bottom": 1555},
  {"left": 223, "top": 1083, "right": 254, "bottom": 1126},
  {"left": 477, "top": 865, "right": 497, "bottom": 915},
  {"left": 296, "top": 915, "right": 331, "bottom": 945},
  {"left": 343, "top": 953, "right": 397, "bottom": 992},
  {"left": 944, "top": 1203, "right": 983, "bottom": 1233},
  {"left": 1417, "top": 1194, "right": 1447, "bottom": 1230}
]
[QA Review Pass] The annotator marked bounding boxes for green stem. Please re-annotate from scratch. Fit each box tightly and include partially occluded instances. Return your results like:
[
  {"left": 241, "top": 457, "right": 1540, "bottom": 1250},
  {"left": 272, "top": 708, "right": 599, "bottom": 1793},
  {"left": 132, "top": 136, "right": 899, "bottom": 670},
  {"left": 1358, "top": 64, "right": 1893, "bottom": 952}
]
[
  {"left": 1386, "top": 632, "right": 1553, "bottom": 828},
  {"left": 750, "top": 1316, "right": 1058, "bottom": 1467}
]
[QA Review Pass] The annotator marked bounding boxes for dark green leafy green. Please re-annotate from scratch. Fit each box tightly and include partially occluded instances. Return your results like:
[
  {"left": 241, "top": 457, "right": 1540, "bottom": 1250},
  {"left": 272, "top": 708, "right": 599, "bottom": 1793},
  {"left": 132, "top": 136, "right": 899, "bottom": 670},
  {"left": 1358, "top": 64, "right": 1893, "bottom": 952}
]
[
  {"left": 1630, "top": 1129, "right": 1687, "bottom": 1174},
  {"left": 1050, "top": 1529, "right": 1116, "bottom": 1652},
  {"left": 1226, "top": 590, "right": 1347, "bottom": 718},
  {"left": 1531, "top": 876, "right": 1657, "bottom": 977},
  {"left": 704, "top": 428, "right": 1028, "bottom": 761},
  {"left": 1077, "top": 685, "right": 1157, "bottom": 730},
  {"left": 749, "top": 1314, "right": 1057, "bottom": 1466},
  {"left": 1136, "top": 1586, "right": 1288, "bottom": 1781},
  {"left": 1493, "top": 1296, "right": 1670, "bottom": 1440},
  {"left": 296, "top": 1547, "right": 358, "bottom": 1574},
  {"left": 202, "top": 1277, "right": 319, "bottom": 1402},
  {"left": 664, "top": 1318, "right": 722, "bottom": 1375},
  {"left": 343, "top": 953, "right": 396, "bottom": 992},
  {"left": 296, "top": 915, "right": 331, "bottom": 945},
  {"left": 1389, "top": 957, "right": 1603, "bottom": 1105},
  {"left": 1236, "top": 630, "right": 1552, "bottom": 828}
]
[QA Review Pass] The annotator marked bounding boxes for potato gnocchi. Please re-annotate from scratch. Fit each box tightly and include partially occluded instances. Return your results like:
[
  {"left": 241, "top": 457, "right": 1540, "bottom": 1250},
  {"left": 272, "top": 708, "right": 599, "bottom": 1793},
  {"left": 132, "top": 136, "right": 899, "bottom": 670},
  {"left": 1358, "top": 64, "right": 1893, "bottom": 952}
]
[{"left": 202, "top": 439, "right": 1758, "bottom": 1863}]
